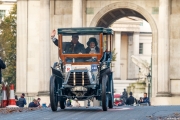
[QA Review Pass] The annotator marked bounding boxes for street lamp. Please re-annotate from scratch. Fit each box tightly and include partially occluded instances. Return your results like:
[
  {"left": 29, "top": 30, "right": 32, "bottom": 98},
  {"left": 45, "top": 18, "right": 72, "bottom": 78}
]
[{"left": 147, "top": 73, "right": 151, "bottom": 100}]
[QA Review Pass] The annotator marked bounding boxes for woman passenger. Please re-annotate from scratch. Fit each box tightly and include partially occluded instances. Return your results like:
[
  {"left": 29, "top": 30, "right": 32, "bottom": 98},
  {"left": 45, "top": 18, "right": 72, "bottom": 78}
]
[{"left": 85, "top": 37, "right": 100, "bottom": 53}]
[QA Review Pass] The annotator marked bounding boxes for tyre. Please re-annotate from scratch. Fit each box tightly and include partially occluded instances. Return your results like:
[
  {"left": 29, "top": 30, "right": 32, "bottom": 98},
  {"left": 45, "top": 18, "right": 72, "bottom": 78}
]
[
  {"left": 108, "top": 79, "right": 114, "bottom": 109},
  {"left": 102, "top": 75, "right": 108, "bottom": 111},
  {"left": 60, "top": 100, "right": 65, "bottom": 109},
  {"left": 50, "top": 75, "right": 58, "bottom": 111}
]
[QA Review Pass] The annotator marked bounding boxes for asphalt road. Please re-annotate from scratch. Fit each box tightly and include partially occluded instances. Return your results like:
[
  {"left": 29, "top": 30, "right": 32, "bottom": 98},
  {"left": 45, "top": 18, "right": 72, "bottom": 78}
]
[{"left": 1, "top": 106, "right": 180, "bottom": 120}]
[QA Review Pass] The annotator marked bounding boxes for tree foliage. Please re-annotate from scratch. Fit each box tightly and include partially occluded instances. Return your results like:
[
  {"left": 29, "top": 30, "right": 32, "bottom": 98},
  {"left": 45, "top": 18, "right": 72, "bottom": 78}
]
[
  {"left": 112, "top": 48, "right": 117, "bottom": 61},
  {"left": 0, "top": 4, "right": 17, "bottom": 86}
]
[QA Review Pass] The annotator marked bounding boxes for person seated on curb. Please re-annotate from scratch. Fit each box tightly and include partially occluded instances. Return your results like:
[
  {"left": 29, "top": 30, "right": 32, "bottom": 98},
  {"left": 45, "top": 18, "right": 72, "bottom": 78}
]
[
  {"left": 138, "top": 97, "right": 143, "bottom": 104},
  {"left": 37, "top": 98, "right": 41, "bottom": 107},
  {"left": 18, "top": 93, "right": 27, "bottom": 107},
  {"left": 15, "top": 95, "right": 19, "bottom": 106},
  {"left": 126, "top": 92, "right": 136, "bottom": 106},
  {"left": 28, "top": 99, "right": 38, "bottom": 107},
  {"left": 66, "top": 99, "right": 72, "bottom": 107},
  {"left": 139, "top": 93, "right": 150, "bottom": 105}
]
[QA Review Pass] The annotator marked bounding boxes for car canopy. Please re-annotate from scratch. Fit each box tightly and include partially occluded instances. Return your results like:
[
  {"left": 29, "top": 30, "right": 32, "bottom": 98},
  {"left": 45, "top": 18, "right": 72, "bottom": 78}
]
[{"left": 58, "top": 27, "right": 113, "bottom": 35}]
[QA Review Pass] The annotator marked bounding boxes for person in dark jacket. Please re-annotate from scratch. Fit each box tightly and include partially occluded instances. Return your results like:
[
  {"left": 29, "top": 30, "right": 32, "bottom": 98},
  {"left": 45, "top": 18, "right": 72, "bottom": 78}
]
[
  {"left": 51, "top": 30, "right": 85, "bottom": 54},
  {"left": 85, "top": 37, "right": 100, "bottom": 53},
  {"left": 18, "top": 93, "right": 27, "bottom": 107},
  {"left": 28, "top": 99, "right": 38, "bottom": 107},
  {"left": 51, "top": 30, "right": 85, "bottom": 62},
  {"left": 139, "top": 93, "right": 150, "bottom": 105},
  {"left": 0, "top": 57, "right": 6, "bottom": 84},
  {"left": 126, "top": 92, "right": 136, "bottom": 106}
]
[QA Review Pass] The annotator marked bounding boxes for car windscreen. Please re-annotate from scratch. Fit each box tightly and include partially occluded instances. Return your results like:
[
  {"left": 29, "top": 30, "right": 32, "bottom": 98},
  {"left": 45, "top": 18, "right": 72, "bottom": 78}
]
[{"left": 62, "top": 34, "right": 100, "bottom": 54}]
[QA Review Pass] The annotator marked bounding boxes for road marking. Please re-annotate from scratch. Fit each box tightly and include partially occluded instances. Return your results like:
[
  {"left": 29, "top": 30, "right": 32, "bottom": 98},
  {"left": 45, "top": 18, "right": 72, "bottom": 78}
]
[{"left": 109, "top": 107, "right": 133, "bottom": 111}]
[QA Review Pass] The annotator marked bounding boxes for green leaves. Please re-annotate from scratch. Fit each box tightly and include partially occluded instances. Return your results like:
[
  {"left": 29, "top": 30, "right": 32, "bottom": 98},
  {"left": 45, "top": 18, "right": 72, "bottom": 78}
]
[
  {"left": 0, "top": 4, "right": 17, "bottom": 87},
  {"left": 112, "top": 48, "right": 117, "bottom": 61}
]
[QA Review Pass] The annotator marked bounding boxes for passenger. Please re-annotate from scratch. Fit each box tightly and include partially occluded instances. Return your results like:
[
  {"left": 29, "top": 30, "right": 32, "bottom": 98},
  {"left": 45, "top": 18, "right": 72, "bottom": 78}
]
[{"left": 85, "top": 37, "right": 100, "bottom": 54}]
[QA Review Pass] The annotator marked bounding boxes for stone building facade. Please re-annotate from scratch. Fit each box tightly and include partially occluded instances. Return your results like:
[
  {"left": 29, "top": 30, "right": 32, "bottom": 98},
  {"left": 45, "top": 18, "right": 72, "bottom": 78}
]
[
  {"left": 0, "top": 0, "right": 16, "bottom": 22},
  {"left": 111, "top": 18, "right": 152, "bottom": 80},
  {"left": 16, "top": 0, "right": 180, "bottom": 105}
]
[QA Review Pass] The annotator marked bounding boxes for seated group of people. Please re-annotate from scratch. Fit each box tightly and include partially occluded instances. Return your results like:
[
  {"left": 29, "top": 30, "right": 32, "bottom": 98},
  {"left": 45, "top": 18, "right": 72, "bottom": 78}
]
[{"left": 114, "top": 92, "right": 150, "bottom": 106}]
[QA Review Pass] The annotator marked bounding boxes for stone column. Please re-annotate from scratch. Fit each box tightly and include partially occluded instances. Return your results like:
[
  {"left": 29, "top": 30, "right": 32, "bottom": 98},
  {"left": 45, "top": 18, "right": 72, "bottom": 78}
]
[
  {"left": 16, "top": 0, "right": 28, "bottom": 95},
  {"left": 114, "top": 31, "right": 121, "bottom": 80},
  {"left": 157, "top": 0, "right": 171, "bottom": 97},
  {"left": 72, "top": 0, "right": 83, "bottom": 27},
  {"left": 72, "top": 0, "right": 83, "bottom": 43},
  {"left": 38, "top": 0, "right": 50, "bottom": 96},
  {"left": 127, "top": 33, "right": 134, "bottom": 79},
  {"left": 133, "top": 32, "right": 140, "bottom": 78}
]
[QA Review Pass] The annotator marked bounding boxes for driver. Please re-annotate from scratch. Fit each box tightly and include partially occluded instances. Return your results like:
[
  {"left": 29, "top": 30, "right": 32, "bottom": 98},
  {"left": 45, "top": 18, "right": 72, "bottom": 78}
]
[
  {"left": 51, "top": 30, "right": 85, "bottom": 54},
  {"left": 51, "top": 30, "right": 85, "bottom": 62}
]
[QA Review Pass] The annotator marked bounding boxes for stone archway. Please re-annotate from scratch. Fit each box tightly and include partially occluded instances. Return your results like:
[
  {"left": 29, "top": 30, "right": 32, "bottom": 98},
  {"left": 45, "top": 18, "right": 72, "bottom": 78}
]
[{"left": 90, "top": 2, "right": 158, "bottom": 97}]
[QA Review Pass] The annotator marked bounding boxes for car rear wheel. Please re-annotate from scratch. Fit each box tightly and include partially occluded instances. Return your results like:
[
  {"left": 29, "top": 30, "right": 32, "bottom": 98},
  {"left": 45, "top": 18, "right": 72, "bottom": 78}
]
[
  {"left": 102, "top": 75, "right": 108, "bottom": 111},
  {"left": 50, "top": 75, "right": 58, "bottom": 111}
]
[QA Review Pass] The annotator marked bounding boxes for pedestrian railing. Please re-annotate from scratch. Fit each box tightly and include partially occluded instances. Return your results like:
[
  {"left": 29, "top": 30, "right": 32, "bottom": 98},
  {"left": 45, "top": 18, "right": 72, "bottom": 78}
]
[{"left": 25, "top": 97, "right": 35, "bottom": 107}]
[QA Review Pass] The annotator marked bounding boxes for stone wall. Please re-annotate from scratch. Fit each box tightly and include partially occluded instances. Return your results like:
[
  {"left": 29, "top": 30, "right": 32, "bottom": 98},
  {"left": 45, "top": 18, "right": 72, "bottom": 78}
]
[
  {"left": 169, "top": 0, "right": 180, "bottom": 96},
  {"left": 16, "top": 0, "right": 180, "bottom": 105}
]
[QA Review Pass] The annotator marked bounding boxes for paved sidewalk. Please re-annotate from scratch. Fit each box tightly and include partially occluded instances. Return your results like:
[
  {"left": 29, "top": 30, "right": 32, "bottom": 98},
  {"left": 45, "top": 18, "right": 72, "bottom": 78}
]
[{"left": 0, "top": 106, "right": 180, "bottom": 120}]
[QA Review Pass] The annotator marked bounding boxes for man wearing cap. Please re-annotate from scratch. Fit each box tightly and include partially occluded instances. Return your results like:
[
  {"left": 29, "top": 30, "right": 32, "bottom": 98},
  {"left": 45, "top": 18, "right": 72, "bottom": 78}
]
[
  {"left": 0, "top": 57, "right": 6, "bottom": 84},
  {"left": 51, "top": 30, "right": 85, "bottom": 54}
]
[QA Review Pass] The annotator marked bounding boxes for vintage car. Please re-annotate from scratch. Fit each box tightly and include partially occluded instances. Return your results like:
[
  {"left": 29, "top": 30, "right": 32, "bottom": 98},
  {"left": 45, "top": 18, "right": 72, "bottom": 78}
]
[{"left": 50, "top": 27, "right": 114, "bottom": 111}]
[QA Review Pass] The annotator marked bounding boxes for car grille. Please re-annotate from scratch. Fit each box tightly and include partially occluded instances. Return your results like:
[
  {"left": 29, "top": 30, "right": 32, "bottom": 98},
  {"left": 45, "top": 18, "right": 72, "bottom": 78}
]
[{"left": 67, "top": 72, "right": 90, "bottom": 86}]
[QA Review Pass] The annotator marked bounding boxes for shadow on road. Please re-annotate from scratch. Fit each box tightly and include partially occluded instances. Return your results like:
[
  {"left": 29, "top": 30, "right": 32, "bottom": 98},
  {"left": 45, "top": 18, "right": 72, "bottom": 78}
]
[{"left": 56, "top": 107, "right": 103, "bottom": 112}]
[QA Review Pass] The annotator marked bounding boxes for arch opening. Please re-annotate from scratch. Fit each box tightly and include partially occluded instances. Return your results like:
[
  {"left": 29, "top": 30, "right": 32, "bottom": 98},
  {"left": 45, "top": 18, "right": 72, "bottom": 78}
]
[
  {"left": 90, "top": 2, "right": 158, "bottom": 98},
  {"left": 96, "top": 8, "right": 147, "bottom": 27}
]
